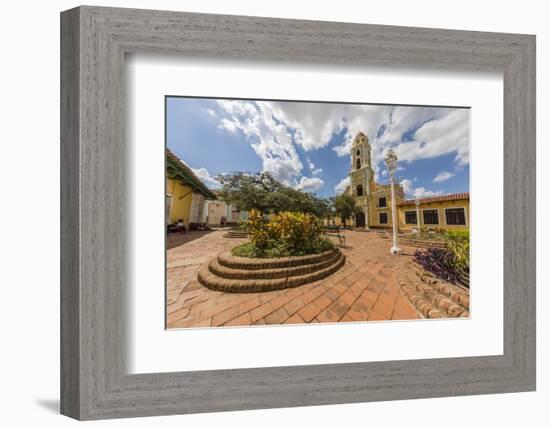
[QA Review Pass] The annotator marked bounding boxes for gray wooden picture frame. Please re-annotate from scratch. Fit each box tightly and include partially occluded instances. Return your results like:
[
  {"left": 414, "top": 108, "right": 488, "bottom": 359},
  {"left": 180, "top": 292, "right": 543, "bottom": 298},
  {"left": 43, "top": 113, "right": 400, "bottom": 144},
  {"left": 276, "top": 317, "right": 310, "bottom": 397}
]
[{"left": 60, "top": 5, "right": 536, "bottom": 421}]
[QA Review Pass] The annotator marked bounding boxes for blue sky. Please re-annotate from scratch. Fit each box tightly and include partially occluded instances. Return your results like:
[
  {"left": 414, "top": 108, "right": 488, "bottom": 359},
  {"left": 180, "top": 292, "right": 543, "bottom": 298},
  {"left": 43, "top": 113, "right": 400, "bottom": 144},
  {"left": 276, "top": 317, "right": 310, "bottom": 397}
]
[{"left": 166, "top": 97, "right": 470, "bottom": 199}]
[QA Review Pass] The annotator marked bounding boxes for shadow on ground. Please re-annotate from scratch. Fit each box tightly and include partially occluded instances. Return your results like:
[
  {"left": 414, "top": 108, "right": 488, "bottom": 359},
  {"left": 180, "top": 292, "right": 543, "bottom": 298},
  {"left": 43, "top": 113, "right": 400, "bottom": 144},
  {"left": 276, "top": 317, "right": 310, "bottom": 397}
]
[
  {"left": 35, "top": 399, "right": 59, "bottom": 413},
  {"left": 167, "top": 229, "right": 215, "bottom": 249}
]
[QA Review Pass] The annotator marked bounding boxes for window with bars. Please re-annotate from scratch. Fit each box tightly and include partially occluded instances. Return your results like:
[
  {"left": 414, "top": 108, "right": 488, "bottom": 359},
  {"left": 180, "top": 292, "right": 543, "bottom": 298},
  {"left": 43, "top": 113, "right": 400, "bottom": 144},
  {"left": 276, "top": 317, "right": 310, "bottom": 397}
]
[
  {"left": 379, "top": 212, "right": 388, "bottom": 224},
  {"left": 423, "top": 209, "right": 439, "bottom": 225},
  {"left": 405, "top": 211, "right": 417, "bottom": 224},
  {"left": 445, "top": 208, "right": 466, "bottom": 225}
]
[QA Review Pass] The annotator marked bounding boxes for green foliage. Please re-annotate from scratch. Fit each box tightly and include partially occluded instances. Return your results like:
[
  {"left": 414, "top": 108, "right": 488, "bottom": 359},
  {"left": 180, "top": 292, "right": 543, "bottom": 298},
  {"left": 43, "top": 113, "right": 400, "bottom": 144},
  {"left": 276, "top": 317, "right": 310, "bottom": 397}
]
[
  {"left": 216, "top": 171, "right": 330, "bottom": 216},
  {"left": 234, "top": 209, "right": 334, "bottom": 258},
  {"left": 333, "top": 194, "right": 361, "bottom": 226},
  {"left": 232, "top": 238, "right": 334, "bottom": 259},
  {"left": 267, "top": 211, "right": 324, "bottom": 253},
  {"left": 246, "top": 209, "right": 270, "bottom": 249},
  {"left": 444, "top": 229, "right": 470, "bottom": 271},
  {"left": 216, "top": 172, "right": 278, "bottom": 214},
  {"left": 414, "top": 227, "right": 446, "bottom": 241}
]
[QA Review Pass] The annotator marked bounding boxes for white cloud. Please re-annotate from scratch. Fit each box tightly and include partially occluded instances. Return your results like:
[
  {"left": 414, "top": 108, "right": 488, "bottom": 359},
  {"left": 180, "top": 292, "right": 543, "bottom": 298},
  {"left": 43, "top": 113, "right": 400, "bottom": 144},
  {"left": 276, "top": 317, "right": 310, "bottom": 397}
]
[
  {"left": 400, "top": 178, "right": 443, "bottom": 199},
  {"left": 214, "top": 99, "right": 470, "bottom": 189},
  {"left": 394, "top": 109, "right": 470, "bottom": 166},
  {"left": 411, "top": 187, "right": 443, "bottom": 198},
  {"left": 433, "top": 171, "right": 455, "bottom": 183},
  {"left": 334, "top": 177, "right": 350, "bottom": 195},
  {"left": 205, "top": 108, "right": 217, "bottom": 118},
  {"left": 330, "top": 106, "right": 469, "bottom": 184},
  {"left": 400, "top": 178, "right": 414, "bottom": 195},
  {"left": 191, "top": 167, "right": 221, "bottom": 189},
  {"left": 307, "top": 158, "right": 323, "bottom": 175},
  {"left": 216, "top": 100, "right": 303, "bottom": 185},
  {"left": 218, "top": 118, "right": 238, "bottom": 133},
  {"left": 294, "top": 176, "right": 324, "bottom": 193},
  {"left": 332, "top": 140, "right": 353, "bottom": 157}
]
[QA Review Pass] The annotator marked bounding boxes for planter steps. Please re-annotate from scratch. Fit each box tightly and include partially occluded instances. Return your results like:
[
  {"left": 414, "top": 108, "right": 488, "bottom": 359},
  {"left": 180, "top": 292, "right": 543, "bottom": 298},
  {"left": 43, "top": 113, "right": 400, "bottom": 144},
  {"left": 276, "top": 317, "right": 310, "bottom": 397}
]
[
  {"left": 398, "top": 262, "right": 470, "bottom": 319},
  {"left": 400, "top": 237, "right": 447, "bottom": 250},
  {"left": 198, "top": 249, "right": 345, "bottom": 293},
  {"left": 223, "top": 230, "right": 249, "bottom": 239}
]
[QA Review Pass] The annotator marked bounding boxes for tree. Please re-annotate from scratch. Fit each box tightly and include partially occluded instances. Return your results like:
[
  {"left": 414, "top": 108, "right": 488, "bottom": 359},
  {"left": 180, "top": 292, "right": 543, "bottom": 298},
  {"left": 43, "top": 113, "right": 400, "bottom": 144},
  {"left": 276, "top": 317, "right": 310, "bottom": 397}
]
[
  {"left": 216, "top": 171, "right": 331, "bottom": 217},
  {"left": 333, "top": 194, "right": 360, "bottom": 226},
  {"left": 216, "top": 172, "right": 281, "bottom": 214}
]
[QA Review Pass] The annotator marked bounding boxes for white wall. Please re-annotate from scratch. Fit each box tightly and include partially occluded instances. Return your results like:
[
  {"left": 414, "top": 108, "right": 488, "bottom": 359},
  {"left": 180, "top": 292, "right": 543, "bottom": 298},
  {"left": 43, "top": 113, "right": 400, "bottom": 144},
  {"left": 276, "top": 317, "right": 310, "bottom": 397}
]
[{"left": 0, "top": 0, "right": 547, "bottom": 426}]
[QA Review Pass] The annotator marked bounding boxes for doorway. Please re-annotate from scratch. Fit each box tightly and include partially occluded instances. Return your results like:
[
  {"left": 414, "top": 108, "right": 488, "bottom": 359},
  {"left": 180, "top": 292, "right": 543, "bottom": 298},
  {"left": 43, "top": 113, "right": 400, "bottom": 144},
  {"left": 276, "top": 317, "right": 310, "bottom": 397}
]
[{"left": 356, "top": 211, "right": 365, "bottom": 227}]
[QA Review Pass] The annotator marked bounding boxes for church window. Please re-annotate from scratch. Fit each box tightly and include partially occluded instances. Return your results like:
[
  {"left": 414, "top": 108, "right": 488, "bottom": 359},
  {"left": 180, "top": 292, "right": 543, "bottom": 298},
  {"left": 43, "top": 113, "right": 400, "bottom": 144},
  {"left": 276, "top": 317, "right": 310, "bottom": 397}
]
[
  {"left": 445, "top": 208, "right": 466, "bottom": 225},
  {"left": 405, "top": 211, "right": 417, "bottom": 224},
  {"left": 423, "top": 209, "right": 439, "bottom": 225},
  {"left": 356, "top": 149, "right": 360, "bottom": 156},
  {"left": 379, "top": 212, "right": 388, "bottom": 224},
  {"left": 356, "top": 158, "right": 361, "bottom": 169},
  {"left": 356, "top": 185, "right": 363, "bottom": 196},
  {"left": 378, "top": 197, "right": 387, "bottom": 208}
]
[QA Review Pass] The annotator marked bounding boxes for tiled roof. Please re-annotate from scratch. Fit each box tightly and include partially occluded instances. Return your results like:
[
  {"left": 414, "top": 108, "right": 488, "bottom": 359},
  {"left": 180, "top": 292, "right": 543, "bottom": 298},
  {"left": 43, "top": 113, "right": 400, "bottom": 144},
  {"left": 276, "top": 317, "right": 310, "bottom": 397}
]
[
  {"left": 398, "top": 192, "right": 469, "bottom": 206},
  {"left": 166, "top": 149, "right": 217, "bottom": 200}
]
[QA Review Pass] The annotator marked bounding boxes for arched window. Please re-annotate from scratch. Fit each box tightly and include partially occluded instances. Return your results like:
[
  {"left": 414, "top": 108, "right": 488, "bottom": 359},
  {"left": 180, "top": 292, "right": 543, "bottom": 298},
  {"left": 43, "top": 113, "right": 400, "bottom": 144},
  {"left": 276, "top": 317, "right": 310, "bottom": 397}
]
[
  {"left": 356, "top": 184, "right": 363, "bottom": 196},
  {"left": 356, "top": 149, "right": 361, "bottom": 156},
  {"left": 356, "top": 158, "right": 361, "bottom": 169}
]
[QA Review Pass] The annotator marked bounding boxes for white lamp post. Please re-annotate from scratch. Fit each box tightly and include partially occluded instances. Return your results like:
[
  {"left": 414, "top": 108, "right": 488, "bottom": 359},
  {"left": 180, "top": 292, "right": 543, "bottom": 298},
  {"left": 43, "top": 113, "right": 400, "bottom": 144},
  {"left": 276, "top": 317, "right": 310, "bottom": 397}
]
[
  {"left": 385, "top": 148, "right": 402, "bottom": 255},
  {"left": 415, "top": 198, "right": 421, "bottom": 232}
]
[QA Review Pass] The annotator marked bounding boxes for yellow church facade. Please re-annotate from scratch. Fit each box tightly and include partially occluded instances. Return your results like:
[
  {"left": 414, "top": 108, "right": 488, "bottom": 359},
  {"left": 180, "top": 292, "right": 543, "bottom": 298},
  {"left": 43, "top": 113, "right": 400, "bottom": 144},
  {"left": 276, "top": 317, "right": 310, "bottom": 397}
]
[{"left": 345, "top": 132, "right": 469, "bottom": 232}]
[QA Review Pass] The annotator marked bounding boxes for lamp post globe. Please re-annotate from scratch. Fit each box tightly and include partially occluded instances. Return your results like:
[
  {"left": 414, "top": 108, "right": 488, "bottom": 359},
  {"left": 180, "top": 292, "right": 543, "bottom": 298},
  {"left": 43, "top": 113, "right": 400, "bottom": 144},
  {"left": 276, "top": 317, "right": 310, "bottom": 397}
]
[
  {"left": 384, "top": 148, "right": 397, "bottom": 174},
  {"left": 384, "top": 149, "right": 402, "bottom": 255}
]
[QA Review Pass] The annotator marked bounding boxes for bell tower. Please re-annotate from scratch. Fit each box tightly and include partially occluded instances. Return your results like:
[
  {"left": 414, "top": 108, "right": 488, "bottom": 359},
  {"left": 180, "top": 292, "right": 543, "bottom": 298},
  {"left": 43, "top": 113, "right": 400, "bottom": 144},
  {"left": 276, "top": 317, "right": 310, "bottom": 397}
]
[
  {"left": 348, "top": 132, "right": 373, "bottom": 228},
  {"left": 349, "top": 132, "right": 373, "bottom": 197}
]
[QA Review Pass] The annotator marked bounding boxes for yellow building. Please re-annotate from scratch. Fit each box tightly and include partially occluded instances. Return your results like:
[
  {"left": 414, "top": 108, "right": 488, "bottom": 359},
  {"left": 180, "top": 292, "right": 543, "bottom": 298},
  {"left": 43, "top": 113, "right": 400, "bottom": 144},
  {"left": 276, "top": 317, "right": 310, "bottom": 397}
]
[
  {"left": 345, "top": 132, "right": 469, "bottom": 232},
  {"left": 166, "top": 149, "right": 216, "bottom": 227},
  {"left": 397, "top": 193, "right": 469, "bottom": 231}
]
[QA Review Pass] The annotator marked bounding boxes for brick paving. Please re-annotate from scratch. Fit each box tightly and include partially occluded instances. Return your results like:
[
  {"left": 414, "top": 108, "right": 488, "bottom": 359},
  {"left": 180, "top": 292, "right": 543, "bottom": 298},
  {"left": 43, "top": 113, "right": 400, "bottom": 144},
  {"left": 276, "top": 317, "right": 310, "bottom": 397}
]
[{"left": 166, "top": 229, "right": 421, "bottom": 329}]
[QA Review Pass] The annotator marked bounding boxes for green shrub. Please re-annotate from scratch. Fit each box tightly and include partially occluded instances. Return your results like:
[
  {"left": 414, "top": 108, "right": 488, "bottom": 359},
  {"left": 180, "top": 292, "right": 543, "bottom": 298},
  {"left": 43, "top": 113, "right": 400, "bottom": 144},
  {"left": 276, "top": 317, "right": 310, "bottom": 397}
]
[
  {"left": 444, "top": 229, "right": 470, "bottom": 271},
  {"left": 267, "top": 211, "right": 323, "bottom": 253},
  {"left": 246, "top": 209, "right": 270, "bottom": 249},
  {"left": 232, "top": 238, "right": 334, "bottom": 258},
  {"left": 414, "top": 227, "right": 446, "bottom": 241},
  {"left": 236, "top": 209, "right": 333, "bottom": 258}
]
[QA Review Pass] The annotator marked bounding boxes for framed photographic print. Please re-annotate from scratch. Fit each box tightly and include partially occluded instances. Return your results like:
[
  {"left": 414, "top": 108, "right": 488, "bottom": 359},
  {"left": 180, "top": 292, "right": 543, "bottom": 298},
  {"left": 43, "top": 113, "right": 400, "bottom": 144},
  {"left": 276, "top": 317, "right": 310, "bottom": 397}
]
[
  {"left": 61, "top": 6, "right": 536, "bottom": 420},
  {"left": 164, "top": 96, "right": 472, "bottom": 330}
]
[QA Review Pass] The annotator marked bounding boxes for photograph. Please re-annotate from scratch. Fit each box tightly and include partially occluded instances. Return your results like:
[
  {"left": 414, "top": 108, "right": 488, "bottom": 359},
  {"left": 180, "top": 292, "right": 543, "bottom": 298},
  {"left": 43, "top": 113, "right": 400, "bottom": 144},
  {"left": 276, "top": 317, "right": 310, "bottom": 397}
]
[{"left": 165, "top": 97, "right": 471, "bottom": 328}]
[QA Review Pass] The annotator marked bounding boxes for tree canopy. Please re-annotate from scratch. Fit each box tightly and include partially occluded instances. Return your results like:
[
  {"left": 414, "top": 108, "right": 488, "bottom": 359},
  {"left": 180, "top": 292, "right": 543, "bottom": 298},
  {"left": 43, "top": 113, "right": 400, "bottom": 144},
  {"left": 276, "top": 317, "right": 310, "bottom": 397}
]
[
  {"left": 216, "top": 171, "right": 332, "bottom": 217},
  {"left": 333, "top": 193, "right": 360, "bottom": 225}
]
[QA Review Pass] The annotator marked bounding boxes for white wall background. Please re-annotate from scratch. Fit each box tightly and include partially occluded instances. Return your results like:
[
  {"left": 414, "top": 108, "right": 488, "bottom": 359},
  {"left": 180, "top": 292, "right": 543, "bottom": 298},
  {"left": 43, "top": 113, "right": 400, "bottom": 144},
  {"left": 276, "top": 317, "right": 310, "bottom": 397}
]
[{"left": 0, "top": 0, "right": 546, "bottom": 425}]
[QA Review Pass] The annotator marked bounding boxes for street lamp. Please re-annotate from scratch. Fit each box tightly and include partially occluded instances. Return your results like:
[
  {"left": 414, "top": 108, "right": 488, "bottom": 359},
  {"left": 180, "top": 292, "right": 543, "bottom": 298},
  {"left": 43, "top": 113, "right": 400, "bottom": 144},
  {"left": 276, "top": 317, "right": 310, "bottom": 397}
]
[
  {"left": 415, "top": 198, "right": 421, "bottom": 233},
  {"left": 384, "top": 148, "right": 402, "bottom": 255}
]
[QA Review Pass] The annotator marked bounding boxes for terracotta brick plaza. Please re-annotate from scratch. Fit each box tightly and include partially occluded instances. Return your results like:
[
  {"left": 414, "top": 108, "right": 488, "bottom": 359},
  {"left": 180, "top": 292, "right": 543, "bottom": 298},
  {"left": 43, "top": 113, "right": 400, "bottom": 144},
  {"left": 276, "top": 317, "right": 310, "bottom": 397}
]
[{"left": 166, "top": 229, "right": 423, "bottom": 328}]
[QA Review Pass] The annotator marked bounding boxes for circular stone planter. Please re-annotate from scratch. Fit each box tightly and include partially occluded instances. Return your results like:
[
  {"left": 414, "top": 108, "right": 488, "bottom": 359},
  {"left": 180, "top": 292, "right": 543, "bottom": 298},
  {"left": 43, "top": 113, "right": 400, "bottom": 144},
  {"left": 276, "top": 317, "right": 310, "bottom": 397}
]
[
  {"left": 223, "top": 230, "right": 249, "bottom": 238},
  {"left": 198, "top": 248, "right": 345, "bottom": 293}
]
